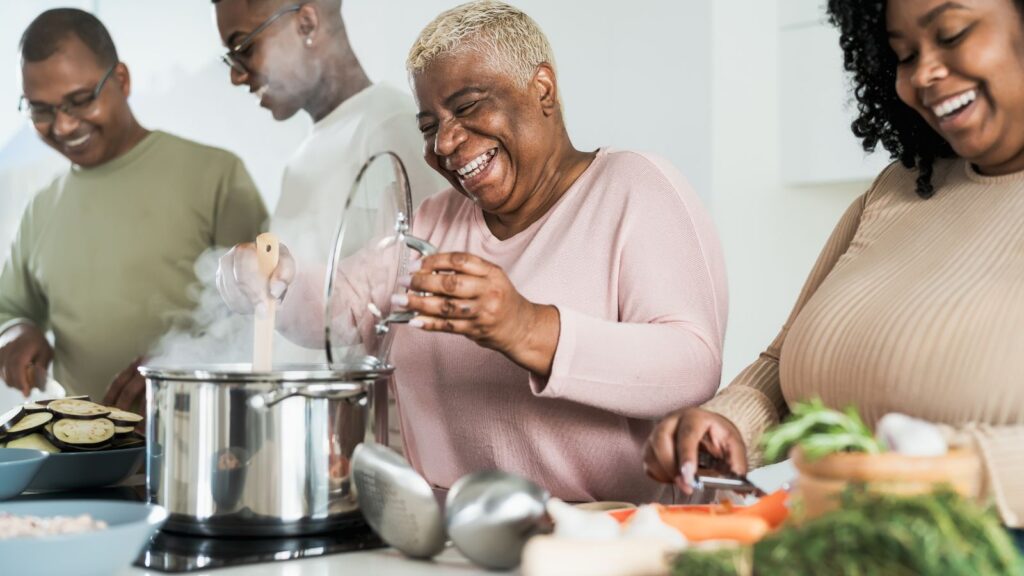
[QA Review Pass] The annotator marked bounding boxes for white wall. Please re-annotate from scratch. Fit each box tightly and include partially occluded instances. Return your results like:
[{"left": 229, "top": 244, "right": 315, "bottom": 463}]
[{"left": 710, "top": 0, "right": 868, "bottom": 384}]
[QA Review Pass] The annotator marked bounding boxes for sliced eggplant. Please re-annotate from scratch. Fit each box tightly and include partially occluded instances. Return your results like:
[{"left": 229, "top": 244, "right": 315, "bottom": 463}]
[
  {"left": 0, "top": 406, "right": 25, "bottom": 431},
  {"left": 47, "top": 399, "right": 110, "bottom": 420},
  {"left": 3, "top": 411, "right": 54, "bottom": 438},
  {"left": 37, "top": 395, "right": 91, "bottom": 406},
  {"left": 6, "top": 432, "right": 60, "bottom": 453},
  {"left": 51, "top": 417, "right": 115, "bottom": 449},
  {"left": 113, "top": 425, "right": 135, "bottom": 437},
  {"left": 23, "top": 402, "right": 47, "bottom": 413},
  {"left": 104, "top": 407, "right": 143, "bottom": 426},
  {"left": 111, "top": 433, "right": 145, "bottom": 449}
]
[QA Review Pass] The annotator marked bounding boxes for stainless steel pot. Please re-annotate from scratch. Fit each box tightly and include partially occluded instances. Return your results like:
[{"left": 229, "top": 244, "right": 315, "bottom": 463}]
[
  {"left": 140, "top": 361, "right": 390, "bottom": 536},
  {"left": 141, "top": 152, "right": 432, "bottom": 536}
]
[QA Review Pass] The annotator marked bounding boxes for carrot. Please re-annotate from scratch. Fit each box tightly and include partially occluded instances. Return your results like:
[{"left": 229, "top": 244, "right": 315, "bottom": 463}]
[
  {"left": 609, "top": 509, "right": 636, "bottom": 524},
  {"left": 611, "top": 505, "right": 718, "bottom": 524},
  {"left": 608, "top": 491, "right": 789, "bottom": 542},
  {"left": 733, "top": 489, "right": 789, "bottom": 528},
  {"left": 655, "top": 507, "right": 770, "bottom": 544}
]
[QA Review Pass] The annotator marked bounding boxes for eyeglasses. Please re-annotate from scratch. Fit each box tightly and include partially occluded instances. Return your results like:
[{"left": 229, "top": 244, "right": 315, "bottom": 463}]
[
  {"left": 221, "top": 3, "right": 304, "bottom": 74},
  {"left": 18, "top": 64, "right": 117, "bottom": 125}
]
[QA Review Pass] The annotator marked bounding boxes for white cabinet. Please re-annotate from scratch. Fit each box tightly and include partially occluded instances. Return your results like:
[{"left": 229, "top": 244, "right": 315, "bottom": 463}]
[{"left": 778, "top": 0, "right": 891, "bottom": 183}]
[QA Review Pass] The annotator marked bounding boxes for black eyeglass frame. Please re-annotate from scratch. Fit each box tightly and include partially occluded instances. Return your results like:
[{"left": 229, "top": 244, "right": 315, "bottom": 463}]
[
  {"left": 18, "top": 63, "right": 117, "bottom": 124},
  {"left": 221, "top": 3, "right": 305, "bottom": 74}
]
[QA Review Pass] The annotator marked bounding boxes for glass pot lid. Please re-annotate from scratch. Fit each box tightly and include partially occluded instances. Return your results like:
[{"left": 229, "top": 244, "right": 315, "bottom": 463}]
[{"left": 323, "top": 152, "right": 435, "bottom": 369}]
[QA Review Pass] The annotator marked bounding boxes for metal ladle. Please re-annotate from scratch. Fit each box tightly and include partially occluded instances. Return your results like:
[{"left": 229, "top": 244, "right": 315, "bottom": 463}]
[
  {"left": 445, "top": 470, "right": 552, "bottom": 570},
  {"left": 351, "top": 443, "right": 446, "bottom": 559}
]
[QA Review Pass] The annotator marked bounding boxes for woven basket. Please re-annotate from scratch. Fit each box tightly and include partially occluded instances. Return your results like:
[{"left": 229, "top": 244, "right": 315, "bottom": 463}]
[{"left": 791, "top": 447, "right": 982, "bottom": 520}]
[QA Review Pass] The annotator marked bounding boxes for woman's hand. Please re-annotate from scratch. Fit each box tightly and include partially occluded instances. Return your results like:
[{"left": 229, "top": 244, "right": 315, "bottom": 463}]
[
  {"left": 216, "top": 242, "right": 295, "bottom": 314},
  {"left": 396, "top": 252, "right": 560, "bottom": 375},
  {"left": 643, "top": 407, "right": 749, "bottom": 495}
]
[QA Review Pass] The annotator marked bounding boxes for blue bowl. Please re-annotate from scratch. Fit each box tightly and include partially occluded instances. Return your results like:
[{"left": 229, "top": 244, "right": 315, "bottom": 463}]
[
  {"left": 0, "top": 448, "right": 48, "bottom": 500},
  {"left": 0, "top": 499, "right": 167, "bottom": 576},
  {"left": 26, "top": 446, "right": 144, "bottom": 492}
]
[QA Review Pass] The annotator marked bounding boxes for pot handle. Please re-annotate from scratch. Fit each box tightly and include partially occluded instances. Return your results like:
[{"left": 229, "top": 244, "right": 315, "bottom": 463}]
[
  {"left": 373, "top": 233, "right": 438, "bottom": 333},
  {"left": 249, "top": 383, "right": 366, "bottom": 409}
]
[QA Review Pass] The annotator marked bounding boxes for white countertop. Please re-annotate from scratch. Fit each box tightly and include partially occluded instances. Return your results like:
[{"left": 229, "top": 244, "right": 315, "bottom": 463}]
[{"left": 124, "top": 545, "right": 515, "bottom": 576}]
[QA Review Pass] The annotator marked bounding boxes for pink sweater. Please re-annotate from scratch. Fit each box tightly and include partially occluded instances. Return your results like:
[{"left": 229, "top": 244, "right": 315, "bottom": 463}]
[{"left": 392, "top": 149, "right": 728, "bottom": 503}]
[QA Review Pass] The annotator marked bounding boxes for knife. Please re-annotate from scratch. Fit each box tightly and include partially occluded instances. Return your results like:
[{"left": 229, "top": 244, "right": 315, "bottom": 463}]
[
  {"left": 693, "top": 452, "right": 764, "bottom": 494},
  {"left": 692, "top": 474, "right": 763, "bottom": 494}
]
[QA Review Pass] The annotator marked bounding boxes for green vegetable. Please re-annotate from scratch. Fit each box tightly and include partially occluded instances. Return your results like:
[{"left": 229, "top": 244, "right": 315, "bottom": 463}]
[
  {"left": 670, "top": 489, "right": 1024, "bottom": 576},
  {"left": 760, "top": 398, "right": 882, "bottom": 463},
  {"left": 670, "top": 546, "right": 751, "bottom": 576}
]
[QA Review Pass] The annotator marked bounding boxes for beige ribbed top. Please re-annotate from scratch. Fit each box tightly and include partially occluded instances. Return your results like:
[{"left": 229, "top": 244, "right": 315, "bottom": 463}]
[{"left": 705, "top": 158, "right": 1024, "bottom": 528}]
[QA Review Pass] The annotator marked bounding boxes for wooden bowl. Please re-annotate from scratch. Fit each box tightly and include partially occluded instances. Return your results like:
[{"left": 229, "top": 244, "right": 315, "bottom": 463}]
[{"left": 791, "top": 447, "right": 982, "bottom": 520}]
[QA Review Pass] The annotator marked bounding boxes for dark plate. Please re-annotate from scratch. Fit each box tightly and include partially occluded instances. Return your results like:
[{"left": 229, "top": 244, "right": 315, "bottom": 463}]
[{"left": 24, "top": 446, "right": 144, "bottom": 492}]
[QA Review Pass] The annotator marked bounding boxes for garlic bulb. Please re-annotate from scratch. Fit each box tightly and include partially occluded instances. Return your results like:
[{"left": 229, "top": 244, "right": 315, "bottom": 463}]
[{"left": 875, "top": 413, "right": 948, "bottom": 457}]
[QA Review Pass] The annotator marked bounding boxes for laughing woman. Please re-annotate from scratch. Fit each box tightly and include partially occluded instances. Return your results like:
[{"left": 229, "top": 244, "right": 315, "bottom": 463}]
[
  {"left": 218, "top": 0, "right": 727, "bottom": 503},
  {"left": 645, "top": 0, "right": 1024, "bottom": 540}
]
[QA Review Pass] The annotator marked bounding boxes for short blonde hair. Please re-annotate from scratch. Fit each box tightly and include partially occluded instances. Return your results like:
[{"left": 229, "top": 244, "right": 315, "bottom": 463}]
[{"left": 407, "top": 1, "right": 555, "bottom": 86}]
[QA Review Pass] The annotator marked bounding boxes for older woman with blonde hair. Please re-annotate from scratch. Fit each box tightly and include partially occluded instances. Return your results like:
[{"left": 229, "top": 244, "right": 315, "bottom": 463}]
[{"left": 219, "top": 0, "right": 727, "bottom": 503}]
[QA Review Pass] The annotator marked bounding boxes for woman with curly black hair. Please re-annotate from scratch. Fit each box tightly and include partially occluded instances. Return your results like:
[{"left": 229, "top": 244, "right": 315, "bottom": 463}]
[{"left": 645, "top": 0, "right": 1024, "bottom": 540}]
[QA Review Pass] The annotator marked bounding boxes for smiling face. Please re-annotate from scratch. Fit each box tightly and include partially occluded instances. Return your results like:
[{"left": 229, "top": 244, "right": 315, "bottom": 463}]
[
  {"left": 888, "top": 0, "right": 1024, "bottom": 173},
  {"left": 413, "top": 50, "right": 561, "bottom": 214},
  {"left": 20, "top": 36, "right": 134, "bottom": 167},
  {"left": 215, "top": 0, "right": 315, "bottom": 121}
]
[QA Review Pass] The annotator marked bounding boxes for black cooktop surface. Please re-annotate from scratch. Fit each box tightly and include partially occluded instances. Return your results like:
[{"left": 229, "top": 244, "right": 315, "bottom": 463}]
[{"left": 136, "top": 521, "right": 385, "bottom": 573}]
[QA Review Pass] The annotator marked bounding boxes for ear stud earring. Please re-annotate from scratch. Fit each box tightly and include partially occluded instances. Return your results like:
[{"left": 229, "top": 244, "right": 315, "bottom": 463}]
[{"left": 305, "top": 37, "right": 313, "bottom": 47}]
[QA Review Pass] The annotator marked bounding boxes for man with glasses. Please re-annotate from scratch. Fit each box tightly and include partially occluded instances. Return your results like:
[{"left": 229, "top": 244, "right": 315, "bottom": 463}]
[
  {"left": 0, "top": 9, "right": 268, "bottom": 409},
  {"left": 213, "top": 0, "right": 444, "bottom": 451}
]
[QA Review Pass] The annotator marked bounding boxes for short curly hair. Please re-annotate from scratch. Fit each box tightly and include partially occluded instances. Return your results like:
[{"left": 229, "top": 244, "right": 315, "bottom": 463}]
[
  {"left": 825, "top": 0, "right": 1002, "bottom": 198},
  {"left": 407, "top": 0, "right": 555, "bottom": 86}
]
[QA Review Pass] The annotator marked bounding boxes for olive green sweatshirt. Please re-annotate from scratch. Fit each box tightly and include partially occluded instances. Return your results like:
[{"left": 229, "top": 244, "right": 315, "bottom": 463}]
[{"left": 0, "top": 131, "right": 267, "bottom": 398}]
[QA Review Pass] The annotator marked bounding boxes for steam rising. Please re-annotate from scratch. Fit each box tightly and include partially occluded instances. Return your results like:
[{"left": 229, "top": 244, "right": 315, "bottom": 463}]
[{"left": 146, "top": 247, "right": 255, "bottom": 368}]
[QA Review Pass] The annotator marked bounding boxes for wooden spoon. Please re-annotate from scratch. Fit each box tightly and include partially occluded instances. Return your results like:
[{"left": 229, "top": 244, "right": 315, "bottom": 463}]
[{"left": 252, "top": 233, "right": 279, "bottom": 372}]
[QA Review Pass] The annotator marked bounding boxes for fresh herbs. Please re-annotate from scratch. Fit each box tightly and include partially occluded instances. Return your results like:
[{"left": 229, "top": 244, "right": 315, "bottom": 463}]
[
  {"left": 760, "top": 398, "right": 882, "bottom": 463},
  {"left": 755, "top": 489, "right": 1023, "bottom": 575},
  {"left": 670, "top": 545, "right": 751, "bottom": 576},
  {"left": 671, "top": 489, "right": 1024, "bottom": 576}
]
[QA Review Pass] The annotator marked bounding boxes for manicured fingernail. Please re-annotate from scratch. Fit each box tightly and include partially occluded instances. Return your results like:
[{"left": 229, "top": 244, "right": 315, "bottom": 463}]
[
  {"left": 270, "top": 280, "right": 287, "bottom": 299},
  {"left": 398, "top": 274, "right": 412, "bottom": 287},
  {"left": 409, "top": 318, "right": 425, "bottom": 328},
  {"left": 408, "top": 259, "right": 422, "bottom": 273},
  {"left": 681, "top": 462, "right": 697, "bottom": 488},
  {"left": 675, "top": 476, "right": 690, "bottom": 494},
  {"left": 391, "top": 293, "right": 409, "bottom": 308}
]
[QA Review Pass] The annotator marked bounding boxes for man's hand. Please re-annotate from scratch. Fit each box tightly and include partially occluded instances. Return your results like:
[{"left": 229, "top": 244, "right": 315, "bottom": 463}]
[
  {"left": 0, "top": 323, "right": 53, "bottom": 396},
  {"left": 104, "top": 357, "right": 145, "bottom": 412},
  {"left": 217, "top": 242, "right": 295, "bottom": 314}
]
